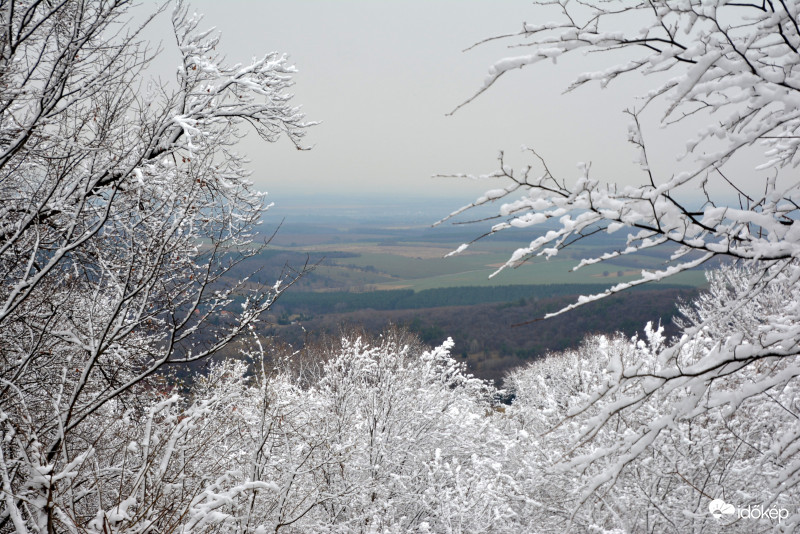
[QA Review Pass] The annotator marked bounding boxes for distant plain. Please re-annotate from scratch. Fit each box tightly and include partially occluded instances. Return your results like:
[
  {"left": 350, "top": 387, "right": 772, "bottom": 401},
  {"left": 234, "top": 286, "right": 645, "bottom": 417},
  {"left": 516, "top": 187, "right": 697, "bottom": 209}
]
[{"left": 229, "top": 197, "right": 709, "bottom": 382}]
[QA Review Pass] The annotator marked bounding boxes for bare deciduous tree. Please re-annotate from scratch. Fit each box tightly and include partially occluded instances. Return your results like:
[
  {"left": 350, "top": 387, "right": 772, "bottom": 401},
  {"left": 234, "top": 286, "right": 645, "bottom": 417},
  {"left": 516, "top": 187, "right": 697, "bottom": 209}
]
[
  {"left": 440, "top": 0, "right": 800, "bottom": 523},
  {"left": 0, "top": 1, "right": 312, "bottom": 531}
]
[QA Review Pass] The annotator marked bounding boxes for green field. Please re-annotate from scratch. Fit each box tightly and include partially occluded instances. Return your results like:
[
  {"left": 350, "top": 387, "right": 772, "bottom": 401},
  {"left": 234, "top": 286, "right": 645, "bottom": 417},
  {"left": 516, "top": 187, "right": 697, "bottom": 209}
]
[{"left": 266, "top": 237, "right": 708, "bottom": 293}]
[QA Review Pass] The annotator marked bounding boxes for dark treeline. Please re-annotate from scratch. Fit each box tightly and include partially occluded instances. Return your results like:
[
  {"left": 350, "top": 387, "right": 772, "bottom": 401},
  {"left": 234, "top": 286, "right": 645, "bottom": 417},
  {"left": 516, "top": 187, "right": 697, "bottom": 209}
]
[
  {"left": 271, "top": 283, "right": 692, "bottom": 315},
  {"left": 267, "top": 285, "right": 699, "bottom": 383}
]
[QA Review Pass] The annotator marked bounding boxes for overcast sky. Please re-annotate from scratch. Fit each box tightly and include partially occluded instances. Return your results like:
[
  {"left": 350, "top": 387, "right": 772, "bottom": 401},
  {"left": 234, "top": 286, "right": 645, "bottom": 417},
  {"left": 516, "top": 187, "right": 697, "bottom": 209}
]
[{"left": 142, "top": 1, "right": 706, "bottom": 206}]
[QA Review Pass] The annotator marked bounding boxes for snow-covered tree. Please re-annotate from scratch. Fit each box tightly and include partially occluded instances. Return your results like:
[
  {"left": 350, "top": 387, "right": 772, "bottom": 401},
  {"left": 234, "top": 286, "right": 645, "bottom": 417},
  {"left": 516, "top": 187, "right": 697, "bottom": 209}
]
[
  {"left": 67, "top": 329, "right": 520, "bottom": 533},
  {"left": 504, "top": 271, "right": 800, "bottom": 532},
  {"left": 440, "top": 0, "right": 800, "bottom": 527},
  {"left": 275, "top": 330, "right": 513, "bottom": 532},
  {"left": 0, "top": 1, "right": 311, "bottom": 531}
]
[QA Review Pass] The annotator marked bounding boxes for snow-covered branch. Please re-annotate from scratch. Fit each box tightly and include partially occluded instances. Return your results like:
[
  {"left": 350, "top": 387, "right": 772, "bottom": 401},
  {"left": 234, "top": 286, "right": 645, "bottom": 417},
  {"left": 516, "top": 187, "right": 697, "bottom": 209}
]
[
  {"left": 440, "top": 1, "right": 800, "bottom": 525},
  {"left": 0, "top": 2, "right": 313, "bottom": 531}
]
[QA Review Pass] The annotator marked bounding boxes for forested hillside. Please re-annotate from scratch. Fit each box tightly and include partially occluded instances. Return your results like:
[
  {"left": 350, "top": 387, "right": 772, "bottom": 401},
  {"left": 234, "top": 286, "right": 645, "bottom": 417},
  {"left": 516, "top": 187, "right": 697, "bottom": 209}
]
[{"left": 268, "top": 285, "right": 696, "bottom": 382}]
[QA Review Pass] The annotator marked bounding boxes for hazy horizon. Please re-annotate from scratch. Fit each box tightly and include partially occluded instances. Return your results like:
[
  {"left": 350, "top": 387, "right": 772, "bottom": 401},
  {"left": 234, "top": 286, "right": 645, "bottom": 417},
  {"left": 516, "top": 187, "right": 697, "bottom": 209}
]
[{"left": 143, "top": 0, "right": 747, "bottom": 203}]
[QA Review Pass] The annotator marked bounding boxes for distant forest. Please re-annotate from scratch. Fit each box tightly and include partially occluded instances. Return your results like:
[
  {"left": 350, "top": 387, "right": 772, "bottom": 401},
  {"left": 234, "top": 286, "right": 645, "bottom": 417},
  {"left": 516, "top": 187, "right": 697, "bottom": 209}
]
[
  {"left": 265, "top": 284, "right": 698, "bottom": 383},
  {"left": 272, "top": 284, "right": 634, "bottom": 314}
]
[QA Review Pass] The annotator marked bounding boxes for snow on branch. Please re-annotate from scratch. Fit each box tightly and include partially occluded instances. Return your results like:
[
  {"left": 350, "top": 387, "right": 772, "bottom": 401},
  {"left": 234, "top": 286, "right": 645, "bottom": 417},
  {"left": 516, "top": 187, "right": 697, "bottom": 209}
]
[
  {"left": 439, "top": 1, "right": 800, "bottom": 521},
  {"left": 443, "top": 0, "right": 800, "bottom": 317}
]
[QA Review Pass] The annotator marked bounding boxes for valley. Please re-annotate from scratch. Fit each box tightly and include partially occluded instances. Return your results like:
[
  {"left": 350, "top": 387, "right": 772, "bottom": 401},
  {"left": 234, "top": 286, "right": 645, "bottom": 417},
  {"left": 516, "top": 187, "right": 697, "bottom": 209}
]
[{"left": 218, "top": 197, "right": 710, "bottom": 382}]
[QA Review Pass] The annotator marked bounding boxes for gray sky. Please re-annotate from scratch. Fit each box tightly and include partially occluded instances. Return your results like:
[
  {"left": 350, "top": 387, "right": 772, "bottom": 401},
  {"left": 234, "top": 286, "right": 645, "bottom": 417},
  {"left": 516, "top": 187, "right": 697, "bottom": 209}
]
[{"left": 143, "top": 1, "right": 704, "bottom": 204}]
